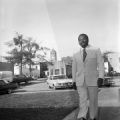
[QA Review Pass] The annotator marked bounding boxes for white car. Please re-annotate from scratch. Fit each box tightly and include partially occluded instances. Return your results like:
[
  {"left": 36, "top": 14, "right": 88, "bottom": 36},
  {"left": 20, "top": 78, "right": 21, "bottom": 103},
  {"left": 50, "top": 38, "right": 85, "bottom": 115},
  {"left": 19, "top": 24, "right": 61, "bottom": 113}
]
[{"left": 46, "top": 75, "right": 74, "bottom": 89}]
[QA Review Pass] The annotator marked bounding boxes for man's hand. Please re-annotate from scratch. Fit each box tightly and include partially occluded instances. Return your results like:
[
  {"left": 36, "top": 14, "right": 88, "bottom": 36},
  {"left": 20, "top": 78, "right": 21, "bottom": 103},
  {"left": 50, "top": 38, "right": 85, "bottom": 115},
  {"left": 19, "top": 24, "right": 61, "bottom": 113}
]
[
  {"left": 97, "top": 78, "right": 104, "bottom": 87},
  {"left": 73, "top": 82, "right": 77, "bottom": 90}
]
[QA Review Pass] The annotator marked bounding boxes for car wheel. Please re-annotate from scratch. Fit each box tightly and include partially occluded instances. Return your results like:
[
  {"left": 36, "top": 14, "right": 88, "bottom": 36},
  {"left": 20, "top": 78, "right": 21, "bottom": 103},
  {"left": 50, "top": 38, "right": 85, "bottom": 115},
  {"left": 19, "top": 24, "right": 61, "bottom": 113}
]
[{"left": 7, "top": 89, "right": 12, "bottom": 94}]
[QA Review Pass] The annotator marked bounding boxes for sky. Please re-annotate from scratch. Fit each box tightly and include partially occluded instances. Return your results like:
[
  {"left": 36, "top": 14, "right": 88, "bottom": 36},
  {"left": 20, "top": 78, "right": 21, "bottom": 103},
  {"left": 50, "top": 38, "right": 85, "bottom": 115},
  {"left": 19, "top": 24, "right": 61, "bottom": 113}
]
[{"left": 0, "top": 0, "right": 119, "bottom": 60}]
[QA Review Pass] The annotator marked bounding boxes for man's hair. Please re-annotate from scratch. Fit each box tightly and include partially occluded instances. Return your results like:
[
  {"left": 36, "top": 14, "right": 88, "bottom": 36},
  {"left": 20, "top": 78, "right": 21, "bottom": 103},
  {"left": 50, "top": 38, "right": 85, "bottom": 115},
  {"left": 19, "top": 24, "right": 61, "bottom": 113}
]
[{"left": 78, "top": 33, "right": 89, "bottom": 41}]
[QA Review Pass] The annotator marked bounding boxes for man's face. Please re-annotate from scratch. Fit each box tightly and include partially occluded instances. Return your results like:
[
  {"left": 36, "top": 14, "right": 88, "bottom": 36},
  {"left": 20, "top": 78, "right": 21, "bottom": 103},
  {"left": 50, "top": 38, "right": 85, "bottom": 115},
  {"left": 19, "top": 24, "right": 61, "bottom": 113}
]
[{"left": 78, "top": 36, "right": 89, "bottom": 48}]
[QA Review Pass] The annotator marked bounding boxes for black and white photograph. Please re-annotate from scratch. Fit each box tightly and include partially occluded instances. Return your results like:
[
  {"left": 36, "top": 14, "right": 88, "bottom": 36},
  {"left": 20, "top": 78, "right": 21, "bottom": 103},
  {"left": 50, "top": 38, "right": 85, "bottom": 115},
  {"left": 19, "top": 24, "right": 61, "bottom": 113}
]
[{"left": 0, "top": 0, "right": 120, "bottom": 120}]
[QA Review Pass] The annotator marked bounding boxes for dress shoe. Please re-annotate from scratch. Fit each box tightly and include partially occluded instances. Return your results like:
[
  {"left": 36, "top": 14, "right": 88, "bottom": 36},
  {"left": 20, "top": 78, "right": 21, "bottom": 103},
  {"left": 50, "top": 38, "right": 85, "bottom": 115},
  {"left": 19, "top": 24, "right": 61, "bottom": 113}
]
[
  {"left": 89, "top": 118, "right": 96, "bottom": 120},
  {"left": 77, "top": 117, "right": 87, "bottom": 120}
]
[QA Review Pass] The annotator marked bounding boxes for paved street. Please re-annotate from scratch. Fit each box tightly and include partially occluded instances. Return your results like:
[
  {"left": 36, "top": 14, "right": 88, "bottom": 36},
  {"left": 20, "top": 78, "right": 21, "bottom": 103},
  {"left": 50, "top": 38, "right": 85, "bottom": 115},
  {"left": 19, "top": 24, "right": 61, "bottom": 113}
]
[
  {"left": 14, "top": 80, "right": 50, "bottom": 93},
  {"left": 13, "top": 79, "right": 74, "bottom": 94}
]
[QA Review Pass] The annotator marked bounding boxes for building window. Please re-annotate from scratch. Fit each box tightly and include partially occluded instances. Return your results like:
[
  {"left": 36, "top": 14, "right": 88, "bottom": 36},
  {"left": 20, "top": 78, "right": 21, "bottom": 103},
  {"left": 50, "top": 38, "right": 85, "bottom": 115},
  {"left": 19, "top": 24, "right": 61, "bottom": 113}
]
[
  {"left": 55, "top": 69, "right": 59, "bottom": 75},
  {"left": 61, "top": 68, "right": 64, "bottom": 74}
]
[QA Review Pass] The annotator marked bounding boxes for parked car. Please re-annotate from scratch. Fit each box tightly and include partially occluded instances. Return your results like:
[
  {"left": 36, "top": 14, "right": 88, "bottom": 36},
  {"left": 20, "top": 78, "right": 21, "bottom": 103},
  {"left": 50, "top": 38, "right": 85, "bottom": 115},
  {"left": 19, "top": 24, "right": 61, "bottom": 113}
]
[
  {"left": 46, "top": 75, "right": 74, "bottom": 89},
  {"left": 0, "top": 80, "right": 18, "bottom": 94},
  {"left": 111, "top": 77, "right": 120, "bottom": 86},
  {"left": 12, "top": 75, "right": 34, "bottom": 84},
  {"left": 103, "top": 77, "right": 114, "bottom": 87}
]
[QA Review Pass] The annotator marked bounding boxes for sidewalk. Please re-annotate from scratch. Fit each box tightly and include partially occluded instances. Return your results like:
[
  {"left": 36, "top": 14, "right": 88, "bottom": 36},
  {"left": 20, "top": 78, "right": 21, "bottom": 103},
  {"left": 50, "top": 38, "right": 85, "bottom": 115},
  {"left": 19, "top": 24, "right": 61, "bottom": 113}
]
[
  {"left": 63, "top": 107, "right": 120, "bottom": 120},
  {"left": 63, "top": 87, "right": 120, "bottom": 120}
]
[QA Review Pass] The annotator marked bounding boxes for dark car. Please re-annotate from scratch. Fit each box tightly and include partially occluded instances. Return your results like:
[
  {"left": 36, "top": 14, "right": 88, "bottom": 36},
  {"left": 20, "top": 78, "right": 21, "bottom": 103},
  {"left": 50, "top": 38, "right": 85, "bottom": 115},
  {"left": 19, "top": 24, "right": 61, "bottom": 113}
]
[
  {"left": 73, "top": 82, "right": 77, "bottom": 90},
  {"left": 0, "top": 80, "right": 18, "bottom": 94},
  {"left": 103, "top": 77, "right": 114, "bottom": 87},
  {"left": 12, "top": 75, "right": 34, "bottom": 84},
  {"left": 97, "top": 77, "right": 114, "bottom": 87}
]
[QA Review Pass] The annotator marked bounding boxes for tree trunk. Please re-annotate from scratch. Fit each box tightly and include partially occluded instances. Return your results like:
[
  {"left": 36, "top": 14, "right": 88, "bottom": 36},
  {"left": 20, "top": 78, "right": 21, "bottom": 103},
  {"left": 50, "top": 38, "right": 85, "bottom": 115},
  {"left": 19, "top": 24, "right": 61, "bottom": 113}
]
[
  {"left": 20, "top": 62, "right": 22, "bottom": 75},
  {"left": 29, "top": 63, "right": 32, "bottom": 77},
  {"left": 12, "top": 63, "right": 14, "bottom": 76},
  {"left": 20, "top": 41, "right": 23, "bottom": 75}
]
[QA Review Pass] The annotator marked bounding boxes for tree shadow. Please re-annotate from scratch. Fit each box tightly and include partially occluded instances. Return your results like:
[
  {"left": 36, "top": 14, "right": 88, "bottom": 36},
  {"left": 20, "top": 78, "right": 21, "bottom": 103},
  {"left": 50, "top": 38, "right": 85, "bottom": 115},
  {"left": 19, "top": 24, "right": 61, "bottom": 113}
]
[{"left": 0, "top": 107, "right": 76, "bottom": 120}]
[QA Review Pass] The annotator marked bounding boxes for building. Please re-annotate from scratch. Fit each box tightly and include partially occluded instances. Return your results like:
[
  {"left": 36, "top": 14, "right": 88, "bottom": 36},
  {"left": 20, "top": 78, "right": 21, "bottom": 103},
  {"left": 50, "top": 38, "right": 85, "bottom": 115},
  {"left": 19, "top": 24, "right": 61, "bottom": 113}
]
[
  {"left": 48, "top": 61, "right": 66, "bottom": 76},
  {"left": 50, "top": 49, "right": 57, "bottom": 62},
  {"left": 107, "top": 52, "right": 120, "bottom": 73},
  {"left": 14, "top": 62, "right": 40, "bottom": 78},
  {"left": 0, "top": 62, "right": 13, "bottom": 82},
  {"left": 0, "top": 56, "right": 45, "bottom": 78},
  {"left": 0, "top": 56, "right": 7, "bottom": 62},
  {"left": 47, "top": 49, "right": 66, "bottom": 76}
]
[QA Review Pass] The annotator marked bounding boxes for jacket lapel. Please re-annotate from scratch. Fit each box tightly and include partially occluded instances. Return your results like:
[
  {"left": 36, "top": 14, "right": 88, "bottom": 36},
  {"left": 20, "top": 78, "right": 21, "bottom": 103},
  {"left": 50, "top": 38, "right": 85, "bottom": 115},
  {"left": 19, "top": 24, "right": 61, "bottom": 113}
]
[
  {"left": 84, "top": 48, "right": 88, "bottom": 63},
  {"left": 83, "top": 45, "right": 91, "bottom": 63},
  {"left": 79, "top": 49, "right": 84, "bottom": 64},
  {"left": 79, "top": 45, "right": 91, "bottom": 63}
]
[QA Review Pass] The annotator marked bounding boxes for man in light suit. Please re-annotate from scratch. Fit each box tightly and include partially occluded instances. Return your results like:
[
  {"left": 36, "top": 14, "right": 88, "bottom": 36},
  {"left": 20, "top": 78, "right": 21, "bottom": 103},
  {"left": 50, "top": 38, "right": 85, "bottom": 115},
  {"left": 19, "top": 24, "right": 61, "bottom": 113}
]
[{"left": 72, "top": 34, "right": 104, "bottom": 120}]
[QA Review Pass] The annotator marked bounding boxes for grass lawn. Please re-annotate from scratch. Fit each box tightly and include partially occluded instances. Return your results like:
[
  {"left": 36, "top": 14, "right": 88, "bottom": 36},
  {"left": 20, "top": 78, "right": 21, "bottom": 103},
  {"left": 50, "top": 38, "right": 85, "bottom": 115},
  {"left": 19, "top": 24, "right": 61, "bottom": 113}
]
[
  {"left": 0, "top": 107, "right": 76, "bottom": 120},
  {"left": 0, "top": 90, "right": 79, "bottom": 120},
  {"left": 1, "top": 87, "right": 120, "bottom": 120}
]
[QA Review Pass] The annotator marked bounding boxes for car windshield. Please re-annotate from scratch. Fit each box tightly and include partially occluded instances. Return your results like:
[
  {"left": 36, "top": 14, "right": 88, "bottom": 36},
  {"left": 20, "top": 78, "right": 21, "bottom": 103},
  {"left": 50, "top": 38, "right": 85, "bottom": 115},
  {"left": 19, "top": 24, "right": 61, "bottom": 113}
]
[{"left": 50, "top": 75, "right": 67, "bottom": 80}]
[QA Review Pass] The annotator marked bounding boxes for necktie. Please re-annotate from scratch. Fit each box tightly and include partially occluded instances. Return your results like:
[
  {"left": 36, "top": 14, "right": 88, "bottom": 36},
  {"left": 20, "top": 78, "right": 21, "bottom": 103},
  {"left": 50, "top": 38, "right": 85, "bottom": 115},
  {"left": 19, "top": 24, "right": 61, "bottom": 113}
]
[{"left": 83, "top": 48, "right": 87, "bottom": 62}]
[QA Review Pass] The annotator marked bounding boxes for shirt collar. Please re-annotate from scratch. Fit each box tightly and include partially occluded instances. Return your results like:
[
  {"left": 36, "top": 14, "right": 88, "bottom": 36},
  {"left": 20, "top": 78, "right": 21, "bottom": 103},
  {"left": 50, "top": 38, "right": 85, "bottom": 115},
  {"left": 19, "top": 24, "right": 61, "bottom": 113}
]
[{"left": 80, "top": 44, "right": 90, "bottom": 51}]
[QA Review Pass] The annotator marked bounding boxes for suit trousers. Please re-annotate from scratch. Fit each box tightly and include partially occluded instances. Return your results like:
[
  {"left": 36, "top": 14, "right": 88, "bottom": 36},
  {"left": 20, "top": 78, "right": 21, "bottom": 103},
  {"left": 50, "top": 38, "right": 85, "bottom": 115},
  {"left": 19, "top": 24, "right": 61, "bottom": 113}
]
[{"left": 77, "top": 81, "right": 98, "bottom": 119}]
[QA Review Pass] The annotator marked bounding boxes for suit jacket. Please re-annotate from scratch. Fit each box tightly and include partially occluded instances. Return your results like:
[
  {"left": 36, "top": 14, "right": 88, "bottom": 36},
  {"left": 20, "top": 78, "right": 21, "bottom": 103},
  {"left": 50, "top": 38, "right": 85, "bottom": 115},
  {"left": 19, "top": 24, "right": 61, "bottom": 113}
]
[{"left": 72, "top": 45, "right": 104, "bottom": 86}]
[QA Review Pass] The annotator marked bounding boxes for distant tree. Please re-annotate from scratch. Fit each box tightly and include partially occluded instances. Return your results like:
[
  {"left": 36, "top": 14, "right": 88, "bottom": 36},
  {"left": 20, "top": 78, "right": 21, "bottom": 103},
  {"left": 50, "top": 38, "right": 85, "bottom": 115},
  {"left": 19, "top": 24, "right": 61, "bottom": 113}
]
[
  {"left": 103, "top": 51, "right": 113, "bottom": 62},
  {"left": 62, "top": 56, "right": 73, "bottom": 65},
  {"left": 66, "top": 65, "right": 72, "bottom": 78},
  {"left": 23, "top": 37, "right": 40, "bottom": 76},
  {"left": 37, "top": 47, "right": 50, "bottom": 78},
  {"left": 5, "top": 33, "right": 50, "bottom": 76},
  {"left": 5, "top": 33, "right": 28, "bottom": 75},
  {"left": 13, "top": 33, "right": 28, "bottom": 75},
  {"left": 103, "top": 51, "right": 114, "bottom": 76},
  {"left": 37, "top": 46, "right": 50, "bottom": 62},
  {"left": 4, "top": 49, "right": 17, "bottom": 75},
  {"left": 4, "top": 48, "right": 22, "bottom": 65},
  {"left": 40, "top": 62, "right": 48, "bottom": 78},
  {"left": 62, "top": 56, "right": 73, "bottom": 78}
]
